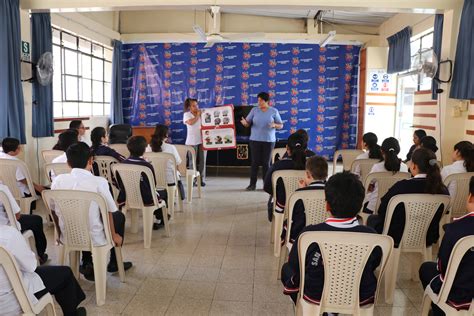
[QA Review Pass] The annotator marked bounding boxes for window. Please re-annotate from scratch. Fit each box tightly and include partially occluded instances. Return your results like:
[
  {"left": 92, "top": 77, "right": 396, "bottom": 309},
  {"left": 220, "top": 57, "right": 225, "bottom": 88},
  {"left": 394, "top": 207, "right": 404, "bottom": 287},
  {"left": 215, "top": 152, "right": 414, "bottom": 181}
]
[
  {"left": 408, "top": 29, "right": 434, "bottom": 91},
  {"left": 52, "top": 27, "right": 112, "bottom": 118}
]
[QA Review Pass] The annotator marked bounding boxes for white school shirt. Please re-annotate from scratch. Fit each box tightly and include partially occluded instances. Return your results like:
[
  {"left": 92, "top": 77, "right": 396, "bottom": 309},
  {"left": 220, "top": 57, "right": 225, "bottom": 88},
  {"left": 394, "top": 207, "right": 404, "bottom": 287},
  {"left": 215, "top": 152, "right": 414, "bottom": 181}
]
[
  {"left": 50, "top": 152, "right": 68, "bottom": 182},
  {"left": 0, "top": 184, "right": 21, "bottom": 230},
  {"left": 365, "top": 161, "right": 409, "bottom": 212},
  {"left": 353, "top": 151, "right": 369, "bottom": 176},
  {"left": 0, "top": 152, "right": 30, "bottom": 196},
  {"left": 0, "top": 225, "right": 45, "bottom": 315},
  {"left": 145, "top": 143, "right": 182, "bottom": 184},
  {"left": 51, "top": 168, "right": 118, "bottom": 246},
  {"left": 441, "top": 160, "right": 466, "bottom": 197},
  {"left": 183, "top": 111, "right": 202, "bottom": 145}
]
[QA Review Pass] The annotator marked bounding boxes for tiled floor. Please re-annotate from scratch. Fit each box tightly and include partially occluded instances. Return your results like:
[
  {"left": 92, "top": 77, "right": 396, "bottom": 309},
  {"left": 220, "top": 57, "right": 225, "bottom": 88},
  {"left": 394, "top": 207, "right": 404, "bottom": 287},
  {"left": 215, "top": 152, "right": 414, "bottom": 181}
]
[{"left": 40, "top": 175, "right": 426, "bottom": 315}]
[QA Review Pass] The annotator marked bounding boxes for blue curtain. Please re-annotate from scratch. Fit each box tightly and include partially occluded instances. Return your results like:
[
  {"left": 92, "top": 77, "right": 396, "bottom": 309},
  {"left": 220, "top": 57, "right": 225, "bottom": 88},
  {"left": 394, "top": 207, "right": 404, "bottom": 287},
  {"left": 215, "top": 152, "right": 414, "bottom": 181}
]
[
  {"left": 450, "top": 0, "right": 474, "bottom": 99},
  {"left": 31, "top": 13, "right": 54, "bottom": 137},
  {"left": 0, "top": 0, "right": 26, "bottom": 143},
  {"left": 431, "top": 14, "right": 444, "bottom": 100},
  {"left": 387, "top": 26, "right": 412, "bottom": 74},
  {"left": 110, "top": 40, "right": 124, "bottom": 124}
]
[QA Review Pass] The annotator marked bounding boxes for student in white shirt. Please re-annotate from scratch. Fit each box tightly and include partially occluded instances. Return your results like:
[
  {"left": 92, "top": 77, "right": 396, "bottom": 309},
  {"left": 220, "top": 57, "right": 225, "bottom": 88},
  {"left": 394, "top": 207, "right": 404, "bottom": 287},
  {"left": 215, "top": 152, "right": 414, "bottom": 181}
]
[
  {"left": 183, "top": 98, "right": 206, "bottom": 186},
  {"left": 69, "top": 119, "right": 91, "bottom": 146},
  {"left": 364, "top": 137, "right": 408, "bottom": 214},
  {"left": 0, "top": 225, "right": 86, "bottom": 316},
  {"left": 51, "top": 142, "right": 133, "bottom": 281},
  {"left": 441, "top": 141, "right": 474, "bottom": 196},
  {"left": 354, "top": 132, "right": 383, "bottom": 176}
]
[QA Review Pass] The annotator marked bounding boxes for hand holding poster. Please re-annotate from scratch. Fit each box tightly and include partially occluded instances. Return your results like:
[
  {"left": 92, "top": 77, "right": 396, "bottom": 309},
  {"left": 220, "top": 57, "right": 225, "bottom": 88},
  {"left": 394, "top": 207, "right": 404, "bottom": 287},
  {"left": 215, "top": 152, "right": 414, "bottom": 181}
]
[{"left": 201, "top": 105, "right": 236, "bottom": 150}]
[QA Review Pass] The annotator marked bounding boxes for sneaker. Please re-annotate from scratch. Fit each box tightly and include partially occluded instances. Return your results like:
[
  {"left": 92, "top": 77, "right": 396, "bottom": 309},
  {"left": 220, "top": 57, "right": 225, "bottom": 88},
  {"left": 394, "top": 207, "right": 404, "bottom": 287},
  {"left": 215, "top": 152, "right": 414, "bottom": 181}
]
[
  {"left": 79, "top": 264, "right": 95, "bottom": 281},
  {"left": 246, "top": 184, "right": 256, "bottom": 191},
  {"left": 107, "top": 261, "right": 133, "bottom": 273},
  {"left": 76, "top": 307, "right": 87, "bottom": 316}
]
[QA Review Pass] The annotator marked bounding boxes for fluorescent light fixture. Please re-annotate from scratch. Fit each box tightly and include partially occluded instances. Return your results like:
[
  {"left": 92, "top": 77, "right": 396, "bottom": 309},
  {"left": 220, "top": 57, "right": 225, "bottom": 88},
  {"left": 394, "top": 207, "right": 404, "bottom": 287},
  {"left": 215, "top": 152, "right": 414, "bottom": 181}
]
[{"left": 320, "top": 31, "right": 336, "bottom": 47}]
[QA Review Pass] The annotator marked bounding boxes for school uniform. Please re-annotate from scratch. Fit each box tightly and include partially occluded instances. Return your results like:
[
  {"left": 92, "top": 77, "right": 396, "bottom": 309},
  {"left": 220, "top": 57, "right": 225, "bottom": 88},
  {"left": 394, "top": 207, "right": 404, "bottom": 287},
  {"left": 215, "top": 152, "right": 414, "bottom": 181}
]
[
  {"left": 280, "top": 181, "right": 326, "bottom": 245},
  {"left": 0, "top": 225, "right": 85, "bottom": 316},
  {"left": 91, "top": 144, "right": 126, "bottom": 177},
  {"left": 367, "top": 174, "right": 449, "bottom": 248},
  {"left": 419, "top": 212, "right": 474, "bottom": 315},
  {"left": 0, "top": 152, "right": 30, "bottom": 196},
  {"left": 440, "top": 160, "right": 466, "bottom": 197},
  {"left": 364, "top": 161, "right": 409, "bottom": 213},
  {"left": 406, "top": 144, "right": 417, "bottom": 162},
  {"left": 277, "top": 149, "right": 316, "bottom": 162},
  {"left": 281, "top": 217, "right": 382, "bottom": 305}
]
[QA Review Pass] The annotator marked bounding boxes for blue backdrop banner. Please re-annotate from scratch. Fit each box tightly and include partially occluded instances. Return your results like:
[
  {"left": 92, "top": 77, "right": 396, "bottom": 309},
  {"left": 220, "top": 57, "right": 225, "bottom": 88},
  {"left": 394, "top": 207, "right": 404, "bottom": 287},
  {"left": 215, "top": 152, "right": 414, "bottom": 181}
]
[{"left": 121, "top": 42, "right": 360, "bottom": 159}]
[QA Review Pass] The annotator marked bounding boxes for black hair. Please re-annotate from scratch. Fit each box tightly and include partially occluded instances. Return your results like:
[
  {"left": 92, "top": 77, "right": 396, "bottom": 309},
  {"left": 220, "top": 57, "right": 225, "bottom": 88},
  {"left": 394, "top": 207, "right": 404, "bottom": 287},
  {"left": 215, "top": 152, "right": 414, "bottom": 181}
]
[
  {"left": 127, "top": 136, "right": 147, "bottom": 157},
  {"left": 362, "top": 132, "right": 382, "bottom": 160},
  {"left": 295, "top": 129, "right": 309, "bottom": 143},
  {"left": 66, "top": 142, "right": 91, "bottom": 169},
  {"left": 257, "top": 91, "right": 270, "bottom": 102},
  {"left": 469, "top": 176, "right": 474, "bottom": 196},
  {"left": 306, "top": 155, "right": 328, "bottom": 180},
  {"left": 420, "top": 136, "right": 438, "bottom": 153},
  {"left": 184, "top": 98, "right": 198, "bottom": 112},
  {"left": 1, "top": 137, "right": 20, "bottom": 153},
  {"left": 381, "top": 137, "right": 402, "bottom": 173},
  {"left": 91, "top": 127, "right": 107, "bottom": 149},
  {"left": 411, "top": 147, "right": 446, "bottom": 194},
  {"left": 287, "top": 133, "right": 307, "bottom": 170},
  {"left": 325, "top": 171, "right": 365, "bottom": 218},
  {"left": 414, "top": 129, "right": 427, "bottom": 142},
  {"left": 454, "top": 141, "right": 474, "bottom": 172},
  {"left": 150, "top": 124, "right": 168, "bottom": 153},
  {"left": 53, "top": 129, "right": 79, "bottom": 151},
  {"left": 69, "top": 120, "right": 83, "bottom": 130}
]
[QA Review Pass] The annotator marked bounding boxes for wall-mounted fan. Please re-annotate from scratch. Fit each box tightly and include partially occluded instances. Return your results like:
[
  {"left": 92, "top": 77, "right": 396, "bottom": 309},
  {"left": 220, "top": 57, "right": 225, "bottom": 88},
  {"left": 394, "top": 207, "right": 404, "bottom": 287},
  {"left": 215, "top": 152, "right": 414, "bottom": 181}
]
[
  {"left": 21, "top": 51, "right": 54, "bottom": 85},
  {"left": 193, "top": 6, "right": 265, "bottom": 48},
  {"left": 410, "top": 48, "right": 452, "bottom": 92}
]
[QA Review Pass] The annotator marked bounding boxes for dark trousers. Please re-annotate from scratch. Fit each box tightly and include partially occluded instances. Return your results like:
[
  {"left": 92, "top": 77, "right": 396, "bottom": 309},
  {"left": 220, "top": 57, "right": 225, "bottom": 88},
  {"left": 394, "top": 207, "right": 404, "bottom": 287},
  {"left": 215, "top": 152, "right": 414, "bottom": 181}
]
[
  {"left": 419, "top": 262, "right": 445, "bottom": 316},
  {"left": 249, "top": 140, "right": 275, "bottom": 186},
  {"left": 281, "top": 262, "right": 298, "bottom": 304},
  {"left": 35, "top": 265, "right": 86, "bottom": 316},
  {"left": 19, "top": 214, "right": 47, "bottom": 257},
  {"left": 82, "top": 211, "right": 125, "bottom": 266}
]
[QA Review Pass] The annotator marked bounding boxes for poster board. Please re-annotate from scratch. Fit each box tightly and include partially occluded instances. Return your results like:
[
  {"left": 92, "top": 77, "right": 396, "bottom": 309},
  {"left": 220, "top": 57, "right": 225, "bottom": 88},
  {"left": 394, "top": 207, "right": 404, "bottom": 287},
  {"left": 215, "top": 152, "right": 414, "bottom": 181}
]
[{"left": 201, "top": 105, "right": 236, "bottom": 150}]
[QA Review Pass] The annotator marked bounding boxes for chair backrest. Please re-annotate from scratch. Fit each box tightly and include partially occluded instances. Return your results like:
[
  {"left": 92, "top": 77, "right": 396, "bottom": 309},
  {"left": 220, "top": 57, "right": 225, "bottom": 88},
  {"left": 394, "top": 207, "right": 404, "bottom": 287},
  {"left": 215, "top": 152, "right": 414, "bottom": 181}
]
[
  {"left": 351, "top": 159, "right": 380, "bottom": 184},
  {"left": 0, "top": 190, "right": 19, "bottom": 230},
  {"left": 364, "top": 171, "right": 412, "bottom": 212},
  {"left": 44, "top": 163, "right": 71, "bottom": 183},
  {"left": 271, "top": 170, "right": 306, "bottom": 207},
  {"left": 108, "top": 144, "right": 129, "bottom": 158},
  {"left": 143, "top": 152, "right": 178, "bottom": 188},
  {"left": 94, "top": 156, "right": 119, "bottom": 185},
  {"left": 175, "top": 144, "right": 196, "bottom": 175},
  {"left": 0, "top": 159, "right": 37, "bottom": 201},
  {"left": 298, "top": 231, "right": 393, "bottom": 314},
  {"left": 41, "top": 150, "right": 64, "bottom": 164},
  {"left": 444, "top": 172, "right": 474, "bottom": 219},
  {"left": 112, "top": 164, "right": 158, "bottom": 209},
  {"left": 383, "top": 194, "right": 451, "bottom": 250},
  {"left": 42, "top": 190, "right": 113, "bottom": 251},
  {"left": 332, "top": 149, "right": 365, "bottom": 174},
  {"left": 271, "top": 147, "right": 287, "bottom": 164}
]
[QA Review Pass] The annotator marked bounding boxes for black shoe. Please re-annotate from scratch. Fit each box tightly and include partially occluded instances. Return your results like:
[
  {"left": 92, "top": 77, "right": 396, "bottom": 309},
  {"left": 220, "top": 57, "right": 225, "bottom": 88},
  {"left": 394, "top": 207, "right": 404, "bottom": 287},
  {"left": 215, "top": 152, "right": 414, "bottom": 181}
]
[
  {"left": 76, "top": 306, "right": 87, "bottom": 316},
  {"left": 246, "top": 184, "right": 256, "bottom": 191},
  {"left": 153, "top": 222, "right": 162, "bottom": 230},
  {"left": 39, "top": 253, "right": 49, "bottom": 265},
  {"left": 79, "top": 264, "right": 95, "bottom": 281},
  {"left": 200, "top": 181, "right": 206, "bottom": 187},
  {"left": 107, "top": 261, "right": 133, "bottom": 273}
]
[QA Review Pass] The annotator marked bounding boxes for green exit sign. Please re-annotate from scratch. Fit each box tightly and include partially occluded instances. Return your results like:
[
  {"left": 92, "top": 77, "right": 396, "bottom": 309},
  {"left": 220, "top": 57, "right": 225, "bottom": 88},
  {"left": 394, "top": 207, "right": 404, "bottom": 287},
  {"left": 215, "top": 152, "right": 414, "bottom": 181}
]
[{"left": 21, "top": 41, "right": 30, "bottom": 61}]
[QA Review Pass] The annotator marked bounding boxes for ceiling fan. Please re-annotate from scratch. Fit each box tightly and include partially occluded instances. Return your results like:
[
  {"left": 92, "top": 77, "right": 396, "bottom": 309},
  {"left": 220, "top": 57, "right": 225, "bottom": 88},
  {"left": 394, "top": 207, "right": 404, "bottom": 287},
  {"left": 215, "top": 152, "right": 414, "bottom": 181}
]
[{"left": 193, "top": 6, "right": 265, "bottom": 48}]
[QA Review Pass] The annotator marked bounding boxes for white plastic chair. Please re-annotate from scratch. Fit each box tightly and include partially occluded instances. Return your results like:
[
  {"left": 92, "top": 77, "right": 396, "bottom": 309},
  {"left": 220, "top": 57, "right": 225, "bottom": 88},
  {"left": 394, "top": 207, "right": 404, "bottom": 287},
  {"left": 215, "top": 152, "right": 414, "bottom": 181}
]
[
  {"left": 382, "top": 194, "right": 450, "bottom": 304},
  {"left": 351, "top": 159, "right": 380, "bottom": 185},
  {"left": 44, "top": 163, "right": 71, "bottom": 184},
  {"left": 42, "top": 190, "right": 126, "bottom": 306},
  {"left": 295, "top": 231, "right": 393, "bottom": 316},
  {"left": 94, "top": 156, "right": 120, "bottom": 201},
  {"left": 332, "top": 149, "right": 365, "bottom": 175},
  {"left": 0, "top": 158, "right": 38, "bottom": 214},
  {"left": 144, "top": 152, "right": 183, "bottom": 216},
  {"left": 175, "top": 145, "right": 202, "bottom": 203},
  {"left": 112, "top": 163, "right": 170, "bottom": 248},
  {"left": 41, "top": 150, "right": 63, "bottom": 164},
  {"left": 270, "top": 170, "right": 306, "bottom": 256},
  {"left": 0, "top": 246, "right": 56, "bottom": 316},
  {"left": 421, "top": 235, "right": 474, "bottom": 316},
  {"left": 108, "top": 144, "right": 129, "bottom": 158},
  {"left": 271, "top": 147, "right": 287, "bottom": 164},
  {"left": 443, "top": 172, "right": 474, "bottom": 221},
  {"left": 277, "top": 189, "right": 327, "bottom": 277}
]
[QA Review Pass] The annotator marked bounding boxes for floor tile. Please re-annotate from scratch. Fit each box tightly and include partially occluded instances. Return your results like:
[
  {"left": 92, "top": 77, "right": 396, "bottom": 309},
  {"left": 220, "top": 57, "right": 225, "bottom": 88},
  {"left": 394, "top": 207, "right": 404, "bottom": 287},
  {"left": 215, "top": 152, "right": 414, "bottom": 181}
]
[
  {"left": 214, "top": 282, "right": 253, "bottom": 302},
  {"left": 165, "top": 297, "right": 212, "bottom": 316}
]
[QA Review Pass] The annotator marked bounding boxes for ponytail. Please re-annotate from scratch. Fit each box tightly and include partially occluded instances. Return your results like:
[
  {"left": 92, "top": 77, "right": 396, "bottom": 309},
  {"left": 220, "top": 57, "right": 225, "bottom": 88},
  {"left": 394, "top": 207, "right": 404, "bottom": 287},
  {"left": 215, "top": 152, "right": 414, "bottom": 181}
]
[
  {"left": 411, "top": 148, "right": 446, "bottom": 194},
  {"left": 150, "top": 124, "right": 168, "bottom": 153},
  {"left": 381, "top": 137, "right": 401, "bottom": 173},
  {"left": 362, "top": 132, "right": 383, "bottom": 160},
  {"left": 91, "top": 127, "right": 106, "bottom": 149},
  {"left": 287, "top": 133, "right": 307, "bottom": 170},
  {"left": 454, "top": 141, "right": 474, "bottom": 172}
]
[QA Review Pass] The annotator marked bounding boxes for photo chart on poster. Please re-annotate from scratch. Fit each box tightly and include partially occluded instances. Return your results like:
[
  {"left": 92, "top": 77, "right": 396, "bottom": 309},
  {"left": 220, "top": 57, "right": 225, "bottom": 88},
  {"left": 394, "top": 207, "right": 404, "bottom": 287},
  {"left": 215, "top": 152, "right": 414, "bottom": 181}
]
[
  {"left": 201, "top": 105, "right": 235, "bottom": 128},
  {"left": 201, "top": 105, "right": 236, "bottom": 150}
]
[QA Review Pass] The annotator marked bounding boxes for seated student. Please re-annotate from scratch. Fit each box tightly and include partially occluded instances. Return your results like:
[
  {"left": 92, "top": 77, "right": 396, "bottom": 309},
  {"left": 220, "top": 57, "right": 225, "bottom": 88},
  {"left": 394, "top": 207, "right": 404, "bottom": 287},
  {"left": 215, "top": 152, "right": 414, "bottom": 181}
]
[
  {"left": 90, "top": 127, "right": 125, "bottom": 162},
  {"left": 363, "top": 137, "right": 408, "bottom": 214},
  {"left": 421, "top": 136, "right": 439, "bottom": 154},
  {"left": 354, "top": 132, "right": 383, "bottom": 176},
  {"left": 367, "top": 148, "right": 449, "bottom": 248},
  {"left": 146, "top": 124, "right": 185, "bottom": 201},
  {"left": 278, "top": 129, "right": 316, "bottom": 161},
  {"left": 69, "top": 119, "right": 90, "bottom": 145},
  {"left": 280, "top": 155, "right": 328, "bottom": 246},
  {"left": 281, "top": 172, "right": 382, "bottom": 305},
  {"left": 264, "top": 133, "right": 307, "bottom": 222},
  {"left": 117, "top": 136, "right": 168, "bottom": 230},
  {"left": 441, "top": 141, "right": 474, "bottom": 196},
  {"left": 0, "top": 183, "right": 48, "bottom": 264},
  {"left": 51, "top": 143, "right": 132, "bottom": 281},
  {"left": 405, "top": 129, "right": 426, "bottom": 163},
  {"left": 0, "top": 137, "right": 46, "bottom": 212},
  {"left": 419, "top": 176, "right": 474, "bottom": 316},
  {"left": 50, "top": 129, "right": 79, "bottom": 182},
  {"left": 0, "top": 225, "right": 86, "bottom": 316}
]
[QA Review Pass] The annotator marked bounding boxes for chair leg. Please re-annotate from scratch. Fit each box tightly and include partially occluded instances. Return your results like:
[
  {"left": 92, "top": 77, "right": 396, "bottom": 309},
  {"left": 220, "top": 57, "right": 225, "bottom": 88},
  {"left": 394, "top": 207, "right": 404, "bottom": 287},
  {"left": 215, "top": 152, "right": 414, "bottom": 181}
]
[
  {"left": 114, "top": 246, "right": 126, "bottom": 283},
  {"left": 411, "top": 253, "right": 420, "bottom": 282},
  {"left": 167, "top": 187, "right": 175, "bottom": 218},
  {"left": 59, "top": 245, "right": 66, "bottom": 265},
  {"left": 143, "top": 208, "right": 154, "bottom": 249},
  {"left": 91, "top": 247, "right": 108, "bottom": 306},
  {"left": 69, "top": 250, "right": 80, "bottom": 280},
  {"left": 270, "top": 217, "right": 275, "bottom": 244},
  {"left": 130, "top": 209, "right": 139, "bottom": 234},
  {"left": 162, "top": 206, "right": 171, "bottom": 237},
  {"left": 186, "top": 174, "right": 193, "bottom": 203},
  {"left": 277, "top": 245, "right": 288, "bottom": 280},
  {"left": 197, "top": 175, "right": 202, "bottom": 198},
  {"left": 384, "top": 248, "right": 400, "bottom": 304},
  {"left": 177, "top": 188, "right": 183, "bottom": 212},
  {"left": 421, "top": 294, "right": 432, "bottom": 316},
  {"left": 273, "top": 213, "right": 284, "bottom": 257}
]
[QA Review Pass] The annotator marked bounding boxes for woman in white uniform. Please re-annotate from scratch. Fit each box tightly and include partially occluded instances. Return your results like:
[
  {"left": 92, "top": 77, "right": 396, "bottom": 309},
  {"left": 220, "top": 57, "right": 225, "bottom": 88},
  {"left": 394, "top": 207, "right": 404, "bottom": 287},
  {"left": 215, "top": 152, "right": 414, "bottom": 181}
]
[
  {"left": 183, "top": 98, "right": 206, "bottom": 186},
  {"left": 441, "top": 141, "right": 474, "bottom": 196}
]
